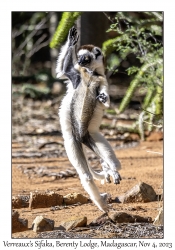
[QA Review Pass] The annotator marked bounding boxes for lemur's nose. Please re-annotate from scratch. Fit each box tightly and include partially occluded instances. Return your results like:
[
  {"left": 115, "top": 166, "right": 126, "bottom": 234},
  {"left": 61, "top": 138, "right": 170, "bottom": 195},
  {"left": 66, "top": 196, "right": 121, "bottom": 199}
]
[{"left": 78, "top": 55, "right": 91, "bottom": 66}]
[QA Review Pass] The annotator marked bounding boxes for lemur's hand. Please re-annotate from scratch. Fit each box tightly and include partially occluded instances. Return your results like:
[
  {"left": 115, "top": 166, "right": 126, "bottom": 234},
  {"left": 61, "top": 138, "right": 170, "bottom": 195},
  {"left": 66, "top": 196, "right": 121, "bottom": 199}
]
[
  {"left": 96, "top": 93, "right": 108, "bottom": 103},
  {"left": 68, "top": 27, "right": 79, "bottom": 46}
]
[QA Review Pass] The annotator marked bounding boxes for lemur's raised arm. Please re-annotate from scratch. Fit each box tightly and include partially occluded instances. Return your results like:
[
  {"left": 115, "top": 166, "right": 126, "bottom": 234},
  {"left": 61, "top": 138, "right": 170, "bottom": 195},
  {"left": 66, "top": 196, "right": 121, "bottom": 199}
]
[
  {"left": 57, "top": 27, "right": 121, "bottom": 212},
  {"left": 56, "top": 27, "right": 110, "bottom": 107},
  {"left": 56, "top": 27, "right": 81, "bottom": 89}
]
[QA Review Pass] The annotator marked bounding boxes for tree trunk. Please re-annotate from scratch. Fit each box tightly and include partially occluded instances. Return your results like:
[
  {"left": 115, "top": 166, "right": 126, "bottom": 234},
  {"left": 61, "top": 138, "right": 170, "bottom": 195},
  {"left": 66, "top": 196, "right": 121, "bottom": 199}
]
[{"left": 80, "top": 12, "right": 109, "bottom": 48}]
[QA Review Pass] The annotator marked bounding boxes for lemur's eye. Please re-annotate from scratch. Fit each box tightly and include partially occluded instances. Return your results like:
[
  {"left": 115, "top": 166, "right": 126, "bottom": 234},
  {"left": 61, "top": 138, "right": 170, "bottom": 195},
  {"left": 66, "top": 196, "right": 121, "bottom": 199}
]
[{"left": 95, "top": 48, "right": 101, "bottom": 59}]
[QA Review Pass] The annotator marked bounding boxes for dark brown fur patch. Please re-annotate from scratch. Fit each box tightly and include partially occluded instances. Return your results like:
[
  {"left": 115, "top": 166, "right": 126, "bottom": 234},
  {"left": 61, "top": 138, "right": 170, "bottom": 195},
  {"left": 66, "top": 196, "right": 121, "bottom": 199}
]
[{"left": 77, "top": 44, "right": 95, "bottom": 52}]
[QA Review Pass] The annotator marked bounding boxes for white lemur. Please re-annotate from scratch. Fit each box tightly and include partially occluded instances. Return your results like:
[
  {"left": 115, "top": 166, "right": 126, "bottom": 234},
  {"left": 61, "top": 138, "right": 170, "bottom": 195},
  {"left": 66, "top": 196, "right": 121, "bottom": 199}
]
[{"left": 56, "top": 27, "right": 121, "bottom": 212}]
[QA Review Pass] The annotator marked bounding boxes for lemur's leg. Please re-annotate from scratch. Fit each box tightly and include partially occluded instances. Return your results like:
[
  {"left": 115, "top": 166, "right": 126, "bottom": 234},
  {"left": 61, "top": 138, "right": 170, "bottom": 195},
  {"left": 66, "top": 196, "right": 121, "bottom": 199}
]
[
  {"left": 82, "top": 144, "right": 110, "bottom": 203},
  {"left": 87, "top": 102, "right": 122, "bottom": 184},
  {"left": 82, "top": 144, "right": 106, "bottom": 181},
  {"left": 90, "top": 133, "right": 122, "bottom": 184},
  {"left": 59, "top": 85, "right": 109, "bottom": 213}
]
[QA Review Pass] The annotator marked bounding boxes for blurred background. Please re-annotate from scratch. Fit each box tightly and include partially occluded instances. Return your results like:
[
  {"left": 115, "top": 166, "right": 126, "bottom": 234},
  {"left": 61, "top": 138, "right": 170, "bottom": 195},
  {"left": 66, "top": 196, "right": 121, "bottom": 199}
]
[{"left": 12, "top": 11, "right": 163, "bottom": 143}]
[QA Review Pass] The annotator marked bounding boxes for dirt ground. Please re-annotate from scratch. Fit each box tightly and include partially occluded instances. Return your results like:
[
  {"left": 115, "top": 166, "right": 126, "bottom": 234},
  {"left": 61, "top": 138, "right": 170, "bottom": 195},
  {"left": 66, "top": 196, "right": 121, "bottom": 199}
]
[
  {"left": 11, "top": 94, "right": 163, "bottom": 238},
  {"left": 12, "top": 139, "right": 163, "bottom": 238}
]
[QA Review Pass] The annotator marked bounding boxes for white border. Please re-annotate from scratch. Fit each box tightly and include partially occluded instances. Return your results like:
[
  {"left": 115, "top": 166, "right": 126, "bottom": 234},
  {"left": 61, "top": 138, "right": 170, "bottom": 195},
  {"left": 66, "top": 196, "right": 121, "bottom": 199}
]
[{"left": 0, "top": 1, "right": 175, "bottom": 248}]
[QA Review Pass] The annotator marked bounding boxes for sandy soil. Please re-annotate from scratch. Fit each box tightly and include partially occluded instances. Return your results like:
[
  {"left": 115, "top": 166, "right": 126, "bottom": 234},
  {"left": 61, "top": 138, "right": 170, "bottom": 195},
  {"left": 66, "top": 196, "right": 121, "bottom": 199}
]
[{"left": 12, "top": 139, "right": 163, "bottom": 238}]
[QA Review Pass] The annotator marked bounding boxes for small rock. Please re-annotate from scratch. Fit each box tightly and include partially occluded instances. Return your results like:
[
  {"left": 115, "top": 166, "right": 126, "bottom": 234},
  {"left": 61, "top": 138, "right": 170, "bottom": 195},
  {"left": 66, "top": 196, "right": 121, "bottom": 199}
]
[
  {"left": 12, "top": 195, "right": 29, "bottom": 209},
  {"left": 118, "top": 182, "right": 157, "bottom": 203},
  {"left": 89, "top": 213, "right": 109, "bottom": 226},
  {"left": 124, "top": 133, "right": 140, "bottom": 142},
  {"left": 60, "top": 216, "right": 87, "bottom": 231},
  {"left": 12, "top": 210, "right": 28, "bottom": 233},
  {"left": 153, "top": 207, "right": 163, "bottom": 226},
  {"left": 12, "top": 196, "right": 22, "bottom": 209},
  {"left": 146, "top": 131, "right": 163, "bottom": 141},
  {"left": 32, "top": 216, "right": 54, "bottom": 233},
  {"left": 29, "top": 191, "right": 63, "bottom": 209},
  {"left": 63, "top": 193, "right": 88, "bottom": 205},
  {"left": 126, "top": 206, "right": 136, "bottom": 211},
  {"left": 108, "top": 211, "right": 152, "bottom": 223}
]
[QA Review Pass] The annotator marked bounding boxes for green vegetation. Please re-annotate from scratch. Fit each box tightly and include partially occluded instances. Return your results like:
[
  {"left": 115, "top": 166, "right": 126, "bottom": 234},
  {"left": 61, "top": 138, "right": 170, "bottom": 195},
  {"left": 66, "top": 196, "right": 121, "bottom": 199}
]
[
  {"left": 50, "top": 12, "right": 82, "bottom": 48},
  {"left": 12, "top": 12, "right": 163, "bottom": 139},
  {"left": 102, "top": 12, "right": 163, "bottom": 139},
  {"left": 106, "top": 109, "right": 117, "bottom": 115},
  {"left": 12, "top": 83, "right": 50, "bottom": 99}
]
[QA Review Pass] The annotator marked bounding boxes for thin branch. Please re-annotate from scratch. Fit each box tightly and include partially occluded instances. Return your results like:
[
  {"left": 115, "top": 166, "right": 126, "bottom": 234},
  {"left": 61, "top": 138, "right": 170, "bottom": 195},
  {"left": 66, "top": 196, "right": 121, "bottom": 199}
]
[
  {"left": 141, "top": 108, "right": 161, "bottom": 116},
  {"left": 152, "top": 12, "right": 163, "bottom": 22},
  {"left": 12, "top": 25, "right": 48, "bottom": 38},
  {"left": 103, "top": 12, "right": 115, "bottom": 23},
  {"left": 27, "top": 39, "right": 50, "bottom": 58},
  {"left": 13, "top": 12, "right": 54, "bottom": 59},
  {"left": 141, "top": 118, "right": 162, "bottom": 128},
  {"left": 147, "top": 150, "right": 163, "bottom": 156}
]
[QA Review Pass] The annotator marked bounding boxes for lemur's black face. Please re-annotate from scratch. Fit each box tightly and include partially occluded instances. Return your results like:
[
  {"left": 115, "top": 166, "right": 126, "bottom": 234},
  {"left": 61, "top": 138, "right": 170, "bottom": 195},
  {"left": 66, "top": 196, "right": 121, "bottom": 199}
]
[
  {"left": 78, "top": 54, "right": 91, "bottom": 66},
  {"left": 77, "top": 46, "right": 104, "bottom": 73}
]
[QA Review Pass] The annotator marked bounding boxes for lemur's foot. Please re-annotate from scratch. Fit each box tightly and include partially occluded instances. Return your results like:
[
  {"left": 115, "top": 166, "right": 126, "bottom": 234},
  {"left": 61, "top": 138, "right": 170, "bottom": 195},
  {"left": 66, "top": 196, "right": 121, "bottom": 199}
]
[
  {"left": 100, "top": 160, "right": 122, "bottom": 184},
  {"left": 69, "top": 26, "right": 79, "bottom": 46},
  {"left": 100, "top": 193, "right": 112, "bottom": 203},
  {"left": 112, "top": 170, "right": 122, "bottom": 184},
  {"left": 96, "top": 93, "right": 107, "bottom": 103},
  {"left": 100, "top": 160, "right": 111, "bottom": 183},
  {"left": 106, "top": 169, "right": 122, "bottom": 184},
  {"left": 97, "top": 197, "right": 109, "bottom": 212},
  {"left": 105, "top": 174, "right": 111, "bottom": 183}
]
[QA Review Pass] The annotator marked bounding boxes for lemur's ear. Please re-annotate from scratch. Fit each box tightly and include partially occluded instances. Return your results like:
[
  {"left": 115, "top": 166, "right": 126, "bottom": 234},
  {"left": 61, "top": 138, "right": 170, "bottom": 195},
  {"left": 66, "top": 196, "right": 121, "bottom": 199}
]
[{"left": 94, "top": 47, "right": 102, "bottom": 59}]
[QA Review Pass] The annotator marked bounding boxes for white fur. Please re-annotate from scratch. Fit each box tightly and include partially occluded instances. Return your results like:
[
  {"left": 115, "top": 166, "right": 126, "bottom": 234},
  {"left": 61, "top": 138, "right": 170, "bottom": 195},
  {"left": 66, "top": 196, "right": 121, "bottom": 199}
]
[
  {"left": 57, "top": 34, "right": 121, "bottom": 212},
  {"left": 59, "top": 80, "right": 121, "bottom": 212},
  {"left": 59, "top": 83, "right": 108, "bottom": 212},
  {"left": 56, "top": 40, "right": 70, "bottom": 78},
  {"left": 77, "top": 48, "right": 105, "bottom": 76}
]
